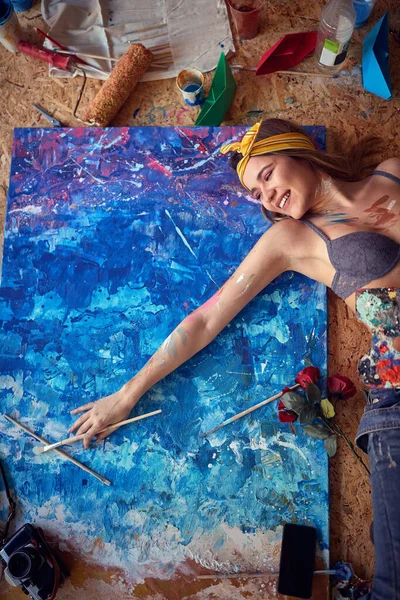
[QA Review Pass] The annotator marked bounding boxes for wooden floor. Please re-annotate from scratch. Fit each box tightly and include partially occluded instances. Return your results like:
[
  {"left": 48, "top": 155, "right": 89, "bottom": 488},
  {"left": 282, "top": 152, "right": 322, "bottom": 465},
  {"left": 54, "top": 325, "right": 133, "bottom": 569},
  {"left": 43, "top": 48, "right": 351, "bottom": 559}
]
[{"left": 0, "top": 0, "right": 399, "bottom": 597}]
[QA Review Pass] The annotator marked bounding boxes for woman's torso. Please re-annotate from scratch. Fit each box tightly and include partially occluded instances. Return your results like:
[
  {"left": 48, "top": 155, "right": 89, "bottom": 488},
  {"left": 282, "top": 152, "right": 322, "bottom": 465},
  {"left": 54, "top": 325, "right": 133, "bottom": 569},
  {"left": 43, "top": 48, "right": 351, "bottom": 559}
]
[{"left": 287, "top": 163, "right": 400, "bottom": 312}]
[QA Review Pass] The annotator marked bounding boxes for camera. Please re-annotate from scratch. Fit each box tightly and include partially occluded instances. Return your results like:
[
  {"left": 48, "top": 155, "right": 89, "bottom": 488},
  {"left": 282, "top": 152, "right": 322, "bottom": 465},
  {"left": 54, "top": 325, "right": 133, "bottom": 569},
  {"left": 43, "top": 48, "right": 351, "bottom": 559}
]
[{"left": 0, "top": 523, "right": 69, "bottom": 600}]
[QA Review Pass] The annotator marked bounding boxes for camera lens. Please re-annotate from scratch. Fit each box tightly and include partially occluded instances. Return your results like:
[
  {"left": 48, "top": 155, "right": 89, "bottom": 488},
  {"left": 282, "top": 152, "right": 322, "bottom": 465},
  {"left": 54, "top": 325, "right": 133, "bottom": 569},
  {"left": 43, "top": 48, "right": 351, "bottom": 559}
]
[{"left": 8, "top": 549, "right": 40, "bottom": 579}]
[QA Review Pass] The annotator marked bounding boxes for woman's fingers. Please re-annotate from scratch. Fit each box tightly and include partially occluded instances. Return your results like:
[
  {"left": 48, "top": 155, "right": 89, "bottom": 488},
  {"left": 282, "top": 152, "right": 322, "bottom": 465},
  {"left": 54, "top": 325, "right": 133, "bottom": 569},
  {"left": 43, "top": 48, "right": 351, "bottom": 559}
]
[
  {"left": 83, "top": 424, "right": 99, "bottom": 449},
  {"left": 95, "top": 430, "right": 110, "bottom": 442},
  {"left": 76, "top": 419, "right": 94, "bottom": 437},
  {"left": 70, "top": 402, "right": 96, "bottom": 415},
  {"left": 69, "top": 412, "right": 91, "bottom": 434}
]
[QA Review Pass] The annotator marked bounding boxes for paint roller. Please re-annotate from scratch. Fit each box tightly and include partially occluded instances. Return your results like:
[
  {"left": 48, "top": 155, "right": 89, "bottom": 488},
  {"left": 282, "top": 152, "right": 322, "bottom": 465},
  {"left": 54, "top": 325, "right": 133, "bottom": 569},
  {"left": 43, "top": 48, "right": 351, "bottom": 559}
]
[
  {"left": 83, "top": 44, "right": 153, "bottom": 126},
  {"left": 19, "top": 40, "right": 153, "bottom": 126}
]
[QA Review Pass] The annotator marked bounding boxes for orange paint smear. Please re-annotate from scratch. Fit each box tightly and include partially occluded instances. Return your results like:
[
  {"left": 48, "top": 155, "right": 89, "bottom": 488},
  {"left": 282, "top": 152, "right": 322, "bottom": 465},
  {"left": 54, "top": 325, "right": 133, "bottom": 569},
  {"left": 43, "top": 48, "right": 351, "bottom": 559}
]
[{"left": 376, "top": 359, "right": 400, "bottom": 385}]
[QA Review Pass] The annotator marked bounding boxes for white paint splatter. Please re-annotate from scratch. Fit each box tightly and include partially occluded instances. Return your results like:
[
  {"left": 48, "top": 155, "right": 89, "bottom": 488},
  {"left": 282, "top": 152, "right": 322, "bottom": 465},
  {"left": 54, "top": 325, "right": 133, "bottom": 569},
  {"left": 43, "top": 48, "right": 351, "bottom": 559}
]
[{"left": 165, "top": 210, "right": 197, "bottom": 258}]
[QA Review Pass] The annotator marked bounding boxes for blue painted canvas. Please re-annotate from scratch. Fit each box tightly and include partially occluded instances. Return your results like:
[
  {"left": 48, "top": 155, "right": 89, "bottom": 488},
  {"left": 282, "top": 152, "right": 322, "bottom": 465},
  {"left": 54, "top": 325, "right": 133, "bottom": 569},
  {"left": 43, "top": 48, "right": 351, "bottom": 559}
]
[{"left": 0, "top": 126, "right": 328, "bottom": 596}]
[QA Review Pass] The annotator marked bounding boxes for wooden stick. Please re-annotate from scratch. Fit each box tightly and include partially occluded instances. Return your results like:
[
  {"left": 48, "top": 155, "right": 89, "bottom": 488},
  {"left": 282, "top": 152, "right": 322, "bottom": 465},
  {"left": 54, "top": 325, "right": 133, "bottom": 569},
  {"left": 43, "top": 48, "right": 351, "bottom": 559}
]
[
  {"left": 149, "top": 64, "right": 171, "bottom": 70},
  {"left": 199, "top": 384, "right": 300, "bottom": 438},
  {"left": 150, "top": 44, "right": 170, "bottom": 51},
  {"left": 230, "top": 65, "right": 334, "bottom": 78},
  {"left": 274, "top": 69, "right": 334, "bottom": 78},
  {"left": 197, "top": 568, "right": 334, "bottom": 580},
  {"left": 39, "top": 409, "right": 162, "bottom": 453},
  {"left": 197, "top": 572, "right": 278, "bottom": 580},
  {"left": 56, "top": 49, "right": 119, "bottom": 62},
  {"left": 151, "top": 64, "right": 172, "bottom": 70},
  {"left": 3, "top": 415, "right": 111, "bottom": 486},
  {"left": 151, "top": 51, "right": 172, "bottom": 58},
  {"left": 125, "top": 32, "right": 167, "bottom": 43},
  {"left": 125, "top": 23, "right": 167, "bottom": 35}
]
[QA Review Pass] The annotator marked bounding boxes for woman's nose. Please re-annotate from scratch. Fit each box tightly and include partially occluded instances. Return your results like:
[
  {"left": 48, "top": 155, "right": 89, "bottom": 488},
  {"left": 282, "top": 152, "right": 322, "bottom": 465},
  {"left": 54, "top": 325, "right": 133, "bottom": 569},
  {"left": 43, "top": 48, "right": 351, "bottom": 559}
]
[{"left": 262, "top": 185, "right": 276, "bottom": 205}]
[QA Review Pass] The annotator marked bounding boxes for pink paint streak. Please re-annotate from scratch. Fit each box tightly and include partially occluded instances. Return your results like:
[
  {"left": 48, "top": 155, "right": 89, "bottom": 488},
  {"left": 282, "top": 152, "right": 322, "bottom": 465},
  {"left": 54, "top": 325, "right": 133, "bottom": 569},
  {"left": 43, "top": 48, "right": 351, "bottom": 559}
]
[{"left": 184, "top": 290, "right": 222, "bottom": 323}]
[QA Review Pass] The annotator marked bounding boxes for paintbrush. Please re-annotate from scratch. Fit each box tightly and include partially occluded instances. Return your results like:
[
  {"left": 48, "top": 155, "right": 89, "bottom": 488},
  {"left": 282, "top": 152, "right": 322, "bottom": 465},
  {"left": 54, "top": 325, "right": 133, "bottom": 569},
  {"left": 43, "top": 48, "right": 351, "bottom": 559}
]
[
  {"left": 197, "top": 568, "right": 337, "bottom": 579},
  {"left": 199, "top": 384, "right": 300, "bottom": 438},
  {"left": 36, "top": 409, "right": 162, "bottom": 454},
  {"left": 3, "top": 415, "right": 111, "bottom": 486}
]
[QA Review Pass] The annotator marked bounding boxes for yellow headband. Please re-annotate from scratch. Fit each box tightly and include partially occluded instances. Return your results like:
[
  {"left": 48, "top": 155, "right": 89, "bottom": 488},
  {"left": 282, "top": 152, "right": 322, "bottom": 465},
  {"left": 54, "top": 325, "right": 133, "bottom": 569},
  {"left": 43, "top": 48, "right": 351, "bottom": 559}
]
[{"left": 220, "top": 121, "right": 315, "bottom": 191}]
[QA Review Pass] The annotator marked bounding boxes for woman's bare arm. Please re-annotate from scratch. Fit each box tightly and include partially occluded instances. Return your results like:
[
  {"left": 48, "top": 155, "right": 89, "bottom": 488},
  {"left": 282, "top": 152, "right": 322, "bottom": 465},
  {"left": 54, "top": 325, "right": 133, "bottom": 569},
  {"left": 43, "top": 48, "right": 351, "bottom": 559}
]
[{"left": 70, "top": 220, "right": 295, "bottom": 447}]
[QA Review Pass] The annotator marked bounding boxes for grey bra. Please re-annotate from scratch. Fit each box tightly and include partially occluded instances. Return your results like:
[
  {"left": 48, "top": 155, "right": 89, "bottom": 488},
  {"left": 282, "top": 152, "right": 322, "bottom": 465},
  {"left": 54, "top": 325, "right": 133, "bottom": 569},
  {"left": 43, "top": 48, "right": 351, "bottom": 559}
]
[{"left": 301, "top": 170, "right": 400, "bottom": 300}]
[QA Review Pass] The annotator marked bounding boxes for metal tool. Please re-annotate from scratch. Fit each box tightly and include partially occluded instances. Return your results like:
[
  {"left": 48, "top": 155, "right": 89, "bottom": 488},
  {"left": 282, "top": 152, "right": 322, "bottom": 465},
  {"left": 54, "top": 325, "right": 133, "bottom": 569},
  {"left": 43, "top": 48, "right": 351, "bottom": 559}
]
[{"left": 33, "top": 104, "right": 64, "bottom": 127}]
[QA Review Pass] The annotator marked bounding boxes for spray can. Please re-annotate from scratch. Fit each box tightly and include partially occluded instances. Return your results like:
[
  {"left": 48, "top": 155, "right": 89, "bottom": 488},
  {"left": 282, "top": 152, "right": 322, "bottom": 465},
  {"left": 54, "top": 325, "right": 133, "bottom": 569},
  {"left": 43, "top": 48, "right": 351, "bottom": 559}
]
[
  {"left": 0, "top": 0, "right": 22, "bottom": 52},
  {"left": 315, "top": 0, "right": 356, "bottom": 74}
]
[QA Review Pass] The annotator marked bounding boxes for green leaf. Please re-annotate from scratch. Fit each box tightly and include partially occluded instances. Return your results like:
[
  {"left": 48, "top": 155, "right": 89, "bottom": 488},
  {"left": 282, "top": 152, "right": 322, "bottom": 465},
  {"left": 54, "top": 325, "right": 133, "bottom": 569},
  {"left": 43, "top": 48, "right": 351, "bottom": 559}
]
[
  {"left": 306, "top": 383, "right": 321, "bottom": 404},
  {"left": 320, "top": 399, "right": 335, "bottom": 419},
  {"left": 299, "top": 405, "right": 317, "bottom": 424},
  {"left": 303, "top": 423, "right": 331, "bottom": 440},
  {"left": 280, "top": 392, "right": 307, "bottom": 415},
  {"left": 324, "top": 435, "right": 338, "bottom": 457}
]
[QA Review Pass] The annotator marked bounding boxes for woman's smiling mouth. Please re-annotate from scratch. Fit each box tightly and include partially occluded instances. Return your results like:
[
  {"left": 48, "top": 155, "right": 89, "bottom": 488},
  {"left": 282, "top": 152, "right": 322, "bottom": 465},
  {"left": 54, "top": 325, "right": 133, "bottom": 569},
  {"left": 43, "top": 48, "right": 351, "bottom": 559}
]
[{"left": 277, "top": 190, "right": 291, "bottom": 209}]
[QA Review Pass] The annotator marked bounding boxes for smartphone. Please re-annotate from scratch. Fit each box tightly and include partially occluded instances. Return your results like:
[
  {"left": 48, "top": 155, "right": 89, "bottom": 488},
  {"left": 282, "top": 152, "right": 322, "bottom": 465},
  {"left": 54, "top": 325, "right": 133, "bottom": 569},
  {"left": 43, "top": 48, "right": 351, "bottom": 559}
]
[{"left": 277, "top": 523, "right": 317, "bottom": 599}]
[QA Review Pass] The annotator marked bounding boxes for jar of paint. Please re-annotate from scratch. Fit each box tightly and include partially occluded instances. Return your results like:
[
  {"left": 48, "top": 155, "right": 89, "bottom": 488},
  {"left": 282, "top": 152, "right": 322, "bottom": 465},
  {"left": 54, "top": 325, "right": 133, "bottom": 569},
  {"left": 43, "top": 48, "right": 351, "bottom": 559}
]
[
  {"left": 11, "top": 0, "right": 33, "bottom": 12},
  {"left": 176, "top": 68, "right": 204, "bottom": 106},
  {"left": 226, "top": 0, "right": 263, "bottom": 40},
  {"left": 352, "top": 0, "right": 376, "bottom": 28},
  {"left": 0, "top": 0, "right": 22, "bottom": 52}
]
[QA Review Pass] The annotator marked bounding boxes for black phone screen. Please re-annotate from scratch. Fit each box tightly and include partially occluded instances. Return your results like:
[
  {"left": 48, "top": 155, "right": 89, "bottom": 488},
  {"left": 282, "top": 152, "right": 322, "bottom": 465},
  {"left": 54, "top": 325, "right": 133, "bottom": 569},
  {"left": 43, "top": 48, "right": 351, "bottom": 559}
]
[{"left": 277, "top": 523, "right": 317, "bottom": 599}]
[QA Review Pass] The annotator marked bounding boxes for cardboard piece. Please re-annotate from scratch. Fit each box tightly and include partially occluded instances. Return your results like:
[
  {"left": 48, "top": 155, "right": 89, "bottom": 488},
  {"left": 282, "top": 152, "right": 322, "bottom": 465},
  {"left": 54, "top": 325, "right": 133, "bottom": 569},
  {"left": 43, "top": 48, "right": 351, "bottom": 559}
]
[
  {"left": 256, "top": 31, "right": 317, "bottom": 76},
  {"left": 195, "top": 52, "right": 236, "bottom": 126},
  {"left": 362, "top": 12, "right": 392, "bottom": 100}
]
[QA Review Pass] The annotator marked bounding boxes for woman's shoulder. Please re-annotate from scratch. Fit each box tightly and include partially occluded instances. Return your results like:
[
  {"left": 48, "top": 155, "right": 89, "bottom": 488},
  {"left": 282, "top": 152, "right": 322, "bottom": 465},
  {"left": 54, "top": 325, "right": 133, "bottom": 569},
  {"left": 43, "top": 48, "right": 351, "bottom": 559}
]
[
  {"left": 373, "top": 157, "right": 400, "bottom": 181},
  {"left": 261, "top": 218, "right": 314, "bottom": 260}
]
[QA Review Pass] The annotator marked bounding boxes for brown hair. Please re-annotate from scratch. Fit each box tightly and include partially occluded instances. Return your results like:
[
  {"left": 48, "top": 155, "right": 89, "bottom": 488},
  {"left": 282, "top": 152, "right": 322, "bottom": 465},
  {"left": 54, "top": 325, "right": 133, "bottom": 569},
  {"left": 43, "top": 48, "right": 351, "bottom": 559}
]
[{"left": 228, "top": 118, "right": 383, "bottom": 223}]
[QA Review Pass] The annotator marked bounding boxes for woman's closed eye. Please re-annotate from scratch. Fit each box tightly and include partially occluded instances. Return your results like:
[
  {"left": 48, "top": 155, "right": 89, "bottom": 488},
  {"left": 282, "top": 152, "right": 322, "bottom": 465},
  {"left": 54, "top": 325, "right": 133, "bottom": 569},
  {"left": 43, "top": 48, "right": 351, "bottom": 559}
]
[{"left": 252, "top": 170, "right": 273, "bottom": 200}]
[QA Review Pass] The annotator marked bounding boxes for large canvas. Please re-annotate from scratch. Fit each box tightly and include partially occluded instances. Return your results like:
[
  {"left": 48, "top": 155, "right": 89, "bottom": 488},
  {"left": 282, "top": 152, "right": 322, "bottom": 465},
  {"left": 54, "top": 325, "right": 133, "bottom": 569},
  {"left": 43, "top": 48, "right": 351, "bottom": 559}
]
[{"left": 0, "top": 126, "right": 328, "bottom": 599}]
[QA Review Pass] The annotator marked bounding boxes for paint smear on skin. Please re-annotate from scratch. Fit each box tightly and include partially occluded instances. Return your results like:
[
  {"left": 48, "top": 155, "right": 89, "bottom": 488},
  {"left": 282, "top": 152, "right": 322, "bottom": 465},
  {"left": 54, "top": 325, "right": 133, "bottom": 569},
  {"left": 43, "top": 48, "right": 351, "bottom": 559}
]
[
  {"left": 176, "top": 326, "right": 187, "bottom": 346},
  {"left": 161, "top": 332, "right": 178, "bottom": 359},
  {"left": 236, "top": 273, "right": 246, "bottom": 284},
  {"left": 364, "top": 195, "right": 390, "bottom": 212},
  {"left": 184, "top": 288, "right": 222, "bottom": 323},
  {"left": 203, "top": 290, "right": 223, "bottom": 311},
  {"left": 239, "top": 274, "right": 256, "bottom": 296},
  {"left": 324, "top": 213, "right": 359, "bottom": 225}
]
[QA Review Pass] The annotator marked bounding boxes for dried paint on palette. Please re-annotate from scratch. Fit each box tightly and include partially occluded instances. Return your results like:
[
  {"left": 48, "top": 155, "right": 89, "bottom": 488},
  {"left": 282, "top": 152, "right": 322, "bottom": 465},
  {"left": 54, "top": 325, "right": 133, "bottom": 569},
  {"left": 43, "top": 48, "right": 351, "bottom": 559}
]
[{"left": 0, "top": 126, "right": 328, "bottom": 588}]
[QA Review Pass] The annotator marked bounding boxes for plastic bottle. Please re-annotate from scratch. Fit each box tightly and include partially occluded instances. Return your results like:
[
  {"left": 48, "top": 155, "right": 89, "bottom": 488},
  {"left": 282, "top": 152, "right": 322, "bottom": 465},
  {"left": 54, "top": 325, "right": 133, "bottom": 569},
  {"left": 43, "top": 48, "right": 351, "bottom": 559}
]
[
  {"left": 315, "top": 0, "right": 356, "bottom": 74},
  {"left": 0, "top": 0, "right": 22, "bottom": 52}
]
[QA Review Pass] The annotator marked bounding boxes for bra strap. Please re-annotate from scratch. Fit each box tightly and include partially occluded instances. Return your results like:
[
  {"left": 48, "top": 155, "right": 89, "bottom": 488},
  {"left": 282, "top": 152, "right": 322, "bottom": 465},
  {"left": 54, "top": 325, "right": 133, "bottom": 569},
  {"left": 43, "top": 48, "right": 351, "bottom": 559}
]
[
  {"left": 300, "top": 219, "right": 330, "bottom": 244},
  {"left": 373, "top": 170, "right": 400, "bottom": 185}
]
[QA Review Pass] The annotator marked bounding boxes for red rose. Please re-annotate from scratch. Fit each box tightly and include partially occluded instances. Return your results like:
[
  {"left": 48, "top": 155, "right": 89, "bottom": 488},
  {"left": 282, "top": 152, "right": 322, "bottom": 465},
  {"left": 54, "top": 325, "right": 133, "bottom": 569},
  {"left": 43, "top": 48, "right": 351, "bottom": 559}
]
[
  {"left": 277, "top": 399, "right": 297, "bottom": 423},
  {"left": 295, "top": 366, "right": 320, "bottom": 389},
  {"left": 327, "top": 374, "right": 356, "bottom": 400}
]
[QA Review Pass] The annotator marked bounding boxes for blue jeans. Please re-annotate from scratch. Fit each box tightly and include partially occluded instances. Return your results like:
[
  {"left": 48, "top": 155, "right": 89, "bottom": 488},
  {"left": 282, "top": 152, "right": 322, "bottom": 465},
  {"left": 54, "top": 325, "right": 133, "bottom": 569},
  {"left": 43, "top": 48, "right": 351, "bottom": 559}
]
[
  {"left": 355, "top": 390, "right": 400, "bottom": 600},
  {"left": 355, "top": 289, "right": 400, "bottom": 599}
]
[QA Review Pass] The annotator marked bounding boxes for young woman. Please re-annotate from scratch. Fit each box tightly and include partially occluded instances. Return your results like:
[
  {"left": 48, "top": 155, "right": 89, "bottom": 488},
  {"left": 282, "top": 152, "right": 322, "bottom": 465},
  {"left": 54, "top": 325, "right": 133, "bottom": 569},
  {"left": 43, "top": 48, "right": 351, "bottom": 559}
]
[{"left": 70, "top": 119, "right": 400, "bottom": 599}]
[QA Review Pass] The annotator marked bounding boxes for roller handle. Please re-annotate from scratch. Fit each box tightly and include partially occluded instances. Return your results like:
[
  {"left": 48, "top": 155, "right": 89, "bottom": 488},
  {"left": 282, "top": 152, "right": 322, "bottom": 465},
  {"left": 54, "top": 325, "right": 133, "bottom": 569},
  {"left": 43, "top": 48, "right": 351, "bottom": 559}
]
[{"left": 17, "top": 41, "right": 73, "bottom": 70}]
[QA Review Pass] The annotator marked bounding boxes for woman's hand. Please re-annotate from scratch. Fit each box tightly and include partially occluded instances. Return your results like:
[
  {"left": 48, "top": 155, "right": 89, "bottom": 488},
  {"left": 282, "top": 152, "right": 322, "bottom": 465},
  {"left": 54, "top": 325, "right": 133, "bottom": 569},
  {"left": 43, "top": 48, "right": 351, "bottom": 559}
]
[{"left": 69, "top": 389, "right": 137, "bottom": 449}]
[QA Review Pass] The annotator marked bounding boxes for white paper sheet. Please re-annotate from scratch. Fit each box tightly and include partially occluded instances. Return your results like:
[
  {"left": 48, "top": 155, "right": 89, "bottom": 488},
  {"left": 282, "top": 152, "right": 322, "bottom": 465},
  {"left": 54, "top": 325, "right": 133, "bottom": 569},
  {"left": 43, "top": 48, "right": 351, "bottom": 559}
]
[{"left": 41, "top": 0, "right": 235, "bottom": 80}]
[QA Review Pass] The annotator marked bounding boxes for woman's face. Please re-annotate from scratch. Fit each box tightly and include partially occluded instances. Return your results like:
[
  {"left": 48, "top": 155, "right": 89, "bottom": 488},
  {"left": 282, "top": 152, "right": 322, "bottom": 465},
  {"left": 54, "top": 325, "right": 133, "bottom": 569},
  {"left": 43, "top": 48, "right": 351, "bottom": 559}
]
[{"left": 242, "top": 154, "right": 320, "bottom": 220}]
